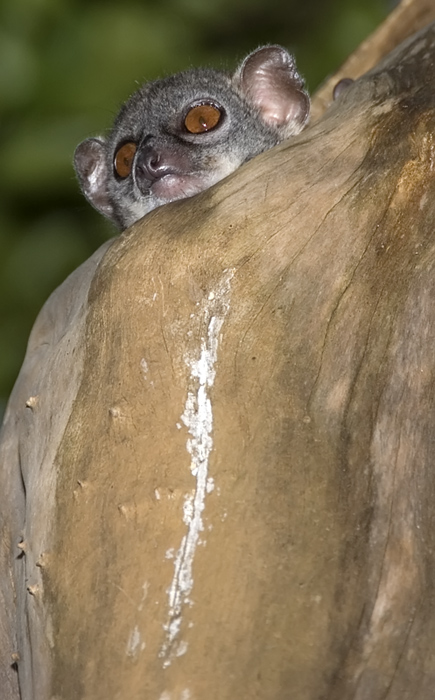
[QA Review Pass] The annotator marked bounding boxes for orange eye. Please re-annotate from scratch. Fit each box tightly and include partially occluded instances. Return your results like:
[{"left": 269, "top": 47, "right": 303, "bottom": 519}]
[
  {"left": 114, "top": 142, "right": 137, "bottom": 178},
  {"left": 184, "top": 104, "right": 222, "bottom": 134}
]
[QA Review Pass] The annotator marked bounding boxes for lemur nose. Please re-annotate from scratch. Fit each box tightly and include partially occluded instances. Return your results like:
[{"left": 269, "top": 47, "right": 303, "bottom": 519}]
[{"left": 135, "top": 144, "right": 173, "bottom": 182}]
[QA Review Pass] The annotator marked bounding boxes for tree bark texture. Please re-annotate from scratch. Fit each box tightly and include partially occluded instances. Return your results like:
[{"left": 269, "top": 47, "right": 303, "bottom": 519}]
[
  {"left": 311, "top": 0, "right": 435, "bottom": 121},
  {"left": 2, "top": 15, "right": 435, "bottom": 700}
]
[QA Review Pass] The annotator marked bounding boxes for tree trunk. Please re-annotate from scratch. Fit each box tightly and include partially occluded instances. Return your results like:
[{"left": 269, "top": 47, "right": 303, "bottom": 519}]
[{"left": 2, "top": 9, "right": 435, "bottom": 700}]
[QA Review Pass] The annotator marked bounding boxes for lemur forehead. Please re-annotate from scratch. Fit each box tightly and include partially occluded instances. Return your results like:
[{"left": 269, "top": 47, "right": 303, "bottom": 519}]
[{"left": 126, "top": 69, "right": 233, "bottom": 117}]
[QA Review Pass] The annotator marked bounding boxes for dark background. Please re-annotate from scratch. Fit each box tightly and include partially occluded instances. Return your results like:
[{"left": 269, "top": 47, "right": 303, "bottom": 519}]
[{"left": 0, "top": 0, "right": 393, "bottom": 415}]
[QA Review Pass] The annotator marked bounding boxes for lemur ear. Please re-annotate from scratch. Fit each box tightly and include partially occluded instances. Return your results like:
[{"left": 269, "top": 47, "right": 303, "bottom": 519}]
[
  {"left": 233, "top": 45, "right": 310, "bottom": 138},
  {"left": 74, "top": 138, "right": 115, "bottom": 220}
]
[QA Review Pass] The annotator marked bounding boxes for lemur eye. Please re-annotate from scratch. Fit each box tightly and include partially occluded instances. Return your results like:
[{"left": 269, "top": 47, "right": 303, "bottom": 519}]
[
  {"left": 114, "top": 142, "right": 137, "bottom": 178},
  {"left": 184, "top": 103, "right": 222, "bottom": 134}
]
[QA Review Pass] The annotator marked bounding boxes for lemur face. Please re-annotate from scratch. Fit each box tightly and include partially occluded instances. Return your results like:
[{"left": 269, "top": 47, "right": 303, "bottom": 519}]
[{"left": 74, "top": 46, "right": 309, "bottom": 230}]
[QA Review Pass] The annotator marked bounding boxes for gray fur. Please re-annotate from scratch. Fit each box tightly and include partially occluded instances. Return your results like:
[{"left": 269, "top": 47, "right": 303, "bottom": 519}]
[{"left": 74, "top": 46, "right": 309, "bottom": 230}]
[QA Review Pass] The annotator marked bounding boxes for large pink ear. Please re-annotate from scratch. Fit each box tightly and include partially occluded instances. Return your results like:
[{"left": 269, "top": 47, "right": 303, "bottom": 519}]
[
  {"left": 233, "top": 45, "right": 310, "bottom": 138},
  {"left": 74, "top": 138, "right": 115, "bottom": 220}
]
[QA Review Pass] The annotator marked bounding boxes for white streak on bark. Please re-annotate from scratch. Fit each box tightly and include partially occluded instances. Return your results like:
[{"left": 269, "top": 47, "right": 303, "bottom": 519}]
[
  {"left": 126, "top": 625, "right": 142, "bottom": 658},
  {"left": 160, "top": 269, "right": 234, "bottom": 666}
]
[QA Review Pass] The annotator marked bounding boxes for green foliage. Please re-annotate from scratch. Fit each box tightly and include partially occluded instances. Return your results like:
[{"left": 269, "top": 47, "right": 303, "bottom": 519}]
[{"left": 0, "top": 0, "right": 388, "bottom": 415}]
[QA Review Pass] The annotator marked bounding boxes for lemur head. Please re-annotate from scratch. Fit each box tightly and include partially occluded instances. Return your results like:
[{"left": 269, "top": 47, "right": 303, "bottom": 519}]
[{"left": 74, "top": 46, "right": 309, "bottom": 230}]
